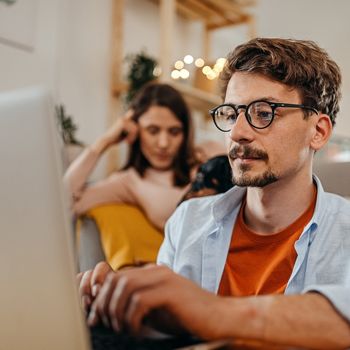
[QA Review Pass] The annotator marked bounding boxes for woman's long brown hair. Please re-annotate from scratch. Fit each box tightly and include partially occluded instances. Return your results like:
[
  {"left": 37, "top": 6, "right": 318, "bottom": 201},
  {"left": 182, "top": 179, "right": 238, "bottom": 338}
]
[{"left": 123, "top": 82, "right": 196, "bottom": 187}]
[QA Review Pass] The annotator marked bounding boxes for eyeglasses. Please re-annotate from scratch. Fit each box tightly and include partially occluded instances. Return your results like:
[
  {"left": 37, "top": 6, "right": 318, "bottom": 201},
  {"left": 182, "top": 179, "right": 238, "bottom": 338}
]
[{"left": 209, "top": 100, "right": 319, "bottom": 131}]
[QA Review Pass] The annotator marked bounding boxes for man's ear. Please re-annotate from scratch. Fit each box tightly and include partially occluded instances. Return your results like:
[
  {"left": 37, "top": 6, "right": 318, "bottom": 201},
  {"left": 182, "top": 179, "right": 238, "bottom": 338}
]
[{"left": 310, "top": 114, "right": 333, "bottom": 151}]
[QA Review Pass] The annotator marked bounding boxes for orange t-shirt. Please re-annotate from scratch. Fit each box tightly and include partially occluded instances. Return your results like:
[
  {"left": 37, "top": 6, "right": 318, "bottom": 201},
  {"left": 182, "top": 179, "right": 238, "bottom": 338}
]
[{"left": 218, "top": 191, "right": 317, "bottom": 297}]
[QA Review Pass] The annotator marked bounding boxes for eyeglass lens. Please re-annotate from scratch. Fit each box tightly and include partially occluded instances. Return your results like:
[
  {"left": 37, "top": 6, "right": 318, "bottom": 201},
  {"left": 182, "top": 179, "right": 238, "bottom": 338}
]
[{"left": 214, "top": 101, "right": 274, "bottom": 130}]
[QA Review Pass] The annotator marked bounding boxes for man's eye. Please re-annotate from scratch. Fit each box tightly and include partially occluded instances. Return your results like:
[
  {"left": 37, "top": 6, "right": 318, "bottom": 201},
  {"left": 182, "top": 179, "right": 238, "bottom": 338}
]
[
  {"left": 223, "top": 113, "right": 237, "bottom": 123},
  {"left": 256, "top": 111, "right": 272, "bottom": 120}
]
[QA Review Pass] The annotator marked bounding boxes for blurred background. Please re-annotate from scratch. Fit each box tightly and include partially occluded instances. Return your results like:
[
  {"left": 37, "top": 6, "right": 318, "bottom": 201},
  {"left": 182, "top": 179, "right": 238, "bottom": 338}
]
[{"left": 1, "top": 0, "right": 350, "bottom": 178}]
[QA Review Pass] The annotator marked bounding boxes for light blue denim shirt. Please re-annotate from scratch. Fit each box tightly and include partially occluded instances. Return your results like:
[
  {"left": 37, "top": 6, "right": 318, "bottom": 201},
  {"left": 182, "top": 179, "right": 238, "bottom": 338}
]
[{"left": 157, "top": 176, "right": 350, "bottom": 321}]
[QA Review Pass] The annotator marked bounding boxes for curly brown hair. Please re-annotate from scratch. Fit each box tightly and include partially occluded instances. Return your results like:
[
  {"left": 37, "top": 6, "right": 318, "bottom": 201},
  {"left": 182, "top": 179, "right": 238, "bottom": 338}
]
[{"left": 220, "top": 38, "right": 342, "bottom": 126}]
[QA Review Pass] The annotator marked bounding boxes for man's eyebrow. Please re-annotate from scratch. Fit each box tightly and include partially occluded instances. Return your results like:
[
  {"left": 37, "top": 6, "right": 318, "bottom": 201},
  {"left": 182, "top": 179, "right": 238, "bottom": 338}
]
[
  {"left": 224, "top": 96, "right": 281, "bottom": 104},
  {"left": 257, "top": 97, "right": 281, "bottom": 103}
]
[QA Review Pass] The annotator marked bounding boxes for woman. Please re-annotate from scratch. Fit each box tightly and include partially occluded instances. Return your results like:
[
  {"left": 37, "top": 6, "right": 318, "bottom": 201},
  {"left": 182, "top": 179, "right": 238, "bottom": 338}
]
[{"left": 64, "top": 83, "right": 196, "bottom": 231}]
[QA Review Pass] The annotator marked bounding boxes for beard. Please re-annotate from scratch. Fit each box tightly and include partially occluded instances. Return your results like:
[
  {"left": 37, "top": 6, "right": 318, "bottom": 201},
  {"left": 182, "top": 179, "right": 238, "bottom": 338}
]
[
  {"left": 232, "top": 167, "right": 278, "bottom": 187},
  {"left": 229, "top": 145, "right": 278, "bottom": 187}
]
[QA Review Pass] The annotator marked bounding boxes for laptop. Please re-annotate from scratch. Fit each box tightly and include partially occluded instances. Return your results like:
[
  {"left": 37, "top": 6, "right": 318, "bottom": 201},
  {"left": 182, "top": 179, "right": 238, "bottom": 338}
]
[
  {"left": 0, "top": 87, "right": 90, "bottom": 349},
  {"left": 0, "top": 87, "right": 213, "bottom": 350}
]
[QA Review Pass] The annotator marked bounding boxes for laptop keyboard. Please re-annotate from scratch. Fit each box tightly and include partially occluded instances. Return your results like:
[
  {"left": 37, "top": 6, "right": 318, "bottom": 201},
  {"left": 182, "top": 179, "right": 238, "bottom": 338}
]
[{"left": 90, "top": 324, "right": 201, "bottom": 350}]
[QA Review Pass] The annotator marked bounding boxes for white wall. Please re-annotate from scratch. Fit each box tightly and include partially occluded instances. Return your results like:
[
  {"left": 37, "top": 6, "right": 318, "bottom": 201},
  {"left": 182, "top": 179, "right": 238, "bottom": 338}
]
[
  {"left": 56, "top": 0, "right": 113, "bottom": 145},
  {"left": 0, "top": 0, "right": 59, "bottom": 92}
]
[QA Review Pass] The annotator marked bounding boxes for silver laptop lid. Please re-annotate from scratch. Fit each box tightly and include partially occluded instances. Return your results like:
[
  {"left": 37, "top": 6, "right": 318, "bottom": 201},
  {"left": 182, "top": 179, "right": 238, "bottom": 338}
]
[{"left": 0, "top": 87, "right": 90, "bottom": 350}]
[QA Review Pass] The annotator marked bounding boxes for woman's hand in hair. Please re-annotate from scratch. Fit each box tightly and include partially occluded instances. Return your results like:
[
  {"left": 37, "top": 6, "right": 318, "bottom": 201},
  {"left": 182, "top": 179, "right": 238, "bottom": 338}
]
[
  {"left": 120, "top": 109, "right": 139, "bottom": 145},
  {"left": 104, "top": 109, "right": 138, "bottom": 146},
  {"left": 93, "top": 110, "right": 138, "bottom": 154}
]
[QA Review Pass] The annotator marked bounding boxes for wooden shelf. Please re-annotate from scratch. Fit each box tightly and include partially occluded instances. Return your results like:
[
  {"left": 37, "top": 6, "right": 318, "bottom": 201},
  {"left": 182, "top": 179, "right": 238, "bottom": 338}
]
[
  {"left": 109, "top": 0, "right": 255, "bottom": 125},
  {"left": 112, "top": 81, "right": 129, "bottom": 97},
  {"left": 172, "top": 82, "right": 222, "bottom": 116},
  {"left": 111, "top": 79, "right": 221, "bottom": 115},
  {"left": 151, "top": 0, "right": 255, "bottom": 30}
]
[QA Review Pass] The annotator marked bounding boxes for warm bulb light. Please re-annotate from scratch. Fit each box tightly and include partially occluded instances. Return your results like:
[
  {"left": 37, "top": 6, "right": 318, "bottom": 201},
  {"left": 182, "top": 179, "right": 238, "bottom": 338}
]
[
  {"left": 153, "top": 66, "right": 162, "bottom": 77},
  {"left": 171, "top": 70, "right": 180, "bottom": 79},
  {"left": 207, "top": 72, "right": 217, "bottom": 80},
  {"left": 213, "top": 64, "right": 222, "bottom": 73},
  {"left": 195, "top": 58, "right": 205, "bottom": 67},
  {"left": 216, "top": 57, "right": 226, "bottom": 67},
  {"left": 174, "top": 60, "right": 184, "bottom": 70},
  {"left": 184, "top": 55, "right": 194, "bottom": 64},
  {"left": 180, "top": 68, "right": 190, "bottom": 79},
  {"left": 202, "top": 66, "right": 211, "bottom": 75}
]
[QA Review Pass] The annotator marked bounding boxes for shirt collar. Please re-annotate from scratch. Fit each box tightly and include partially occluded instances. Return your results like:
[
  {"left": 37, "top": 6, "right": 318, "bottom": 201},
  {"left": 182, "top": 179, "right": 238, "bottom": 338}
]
[
  {"left": 212, "top": 185, "right": 246, "bottom": 223},
  {"left": 310, "top": 174, "right": 326, "bottom": 228}
]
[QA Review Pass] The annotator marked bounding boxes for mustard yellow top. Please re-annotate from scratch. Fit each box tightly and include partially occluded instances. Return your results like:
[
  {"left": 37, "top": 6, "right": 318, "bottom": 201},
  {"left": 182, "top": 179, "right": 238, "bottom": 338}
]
[{"left": 86, "top": 204, "right": 164, "bottom": 270}]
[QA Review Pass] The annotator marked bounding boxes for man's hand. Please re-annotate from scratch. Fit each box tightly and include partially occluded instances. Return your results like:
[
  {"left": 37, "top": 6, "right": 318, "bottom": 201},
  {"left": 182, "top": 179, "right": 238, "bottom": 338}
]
[
  {"left": 87, "top": 264, "right": 225, "bottom": 338},
  {"left": 77, "top": 261, "right": 113, "bottom": 315}
]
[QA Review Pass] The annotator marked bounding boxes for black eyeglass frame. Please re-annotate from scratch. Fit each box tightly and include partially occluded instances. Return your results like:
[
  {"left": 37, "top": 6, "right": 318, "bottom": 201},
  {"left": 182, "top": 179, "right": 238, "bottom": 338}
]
[{"left": 209, "top": 100, "right": 319, "bottom": 131}]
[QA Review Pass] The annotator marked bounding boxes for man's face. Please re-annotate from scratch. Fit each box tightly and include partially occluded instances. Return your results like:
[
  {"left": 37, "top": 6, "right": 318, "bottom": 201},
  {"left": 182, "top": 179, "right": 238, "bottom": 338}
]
[{"left": 225, "top": 72, "right": 317, "bottom": 187}]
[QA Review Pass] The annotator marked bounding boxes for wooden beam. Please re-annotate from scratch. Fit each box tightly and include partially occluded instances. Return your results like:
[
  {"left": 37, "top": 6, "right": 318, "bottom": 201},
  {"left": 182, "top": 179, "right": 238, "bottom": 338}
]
[
  {"left": 182, "top": 0, "right": 223, "bottom": 19},
  {"left": 107, "top": 0, "right": 125, "bottom": 174},
  {"left": 206, "top": 15, "right": 250, "bottom": 31},
  {"left": 149, "top": 0, "right": 254, "bottom": 30},
  {"left": 204, "top": 0, "right": 246, "bottom": 13},
  {"left": 110, "top": 0, "right": 124, "bottom": 93},
  {"left": 159, "top": 0, "right": 175, "bottom": 82},
  {"left": 176, "top": 2, "right": 202, "bottom": 20},
  {"left": 112, "top": 82, "right": 129, "bottom": 97},
  {"left": 203, "top": 25, "right": 211, "bottom": 61},
  {"left": 247, "top": 15, "right": 257, "bottom": 39},
  {"left": 231, "top": 0, "right": 256, "bottom": 7}
]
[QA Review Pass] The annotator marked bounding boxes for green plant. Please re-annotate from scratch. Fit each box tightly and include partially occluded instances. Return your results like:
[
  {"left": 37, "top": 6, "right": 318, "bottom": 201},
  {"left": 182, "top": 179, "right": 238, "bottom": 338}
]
[
  {"left": 125, "top": 51, "right": 158, "bottom": 104},
  {"left": 55, "top": 104, "right": 83, "bottom": 146},
  {"left": 0, "top": 0, "right": 17, "bottom": 5}
]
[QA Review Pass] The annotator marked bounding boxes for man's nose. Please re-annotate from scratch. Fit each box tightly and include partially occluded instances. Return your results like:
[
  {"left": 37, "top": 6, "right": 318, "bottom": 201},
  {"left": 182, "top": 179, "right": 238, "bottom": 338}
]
[{"left": 229, "top": 110, "right": 254, "bottom": 143}]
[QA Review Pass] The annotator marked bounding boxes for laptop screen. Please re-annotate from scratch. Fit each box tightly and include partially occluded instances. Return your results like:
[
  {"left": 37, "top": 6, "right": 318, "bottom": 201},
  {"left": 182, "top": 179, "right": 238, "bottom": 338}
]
[{"left": 0, "top": 87, "right": 90, "bottom": 350}]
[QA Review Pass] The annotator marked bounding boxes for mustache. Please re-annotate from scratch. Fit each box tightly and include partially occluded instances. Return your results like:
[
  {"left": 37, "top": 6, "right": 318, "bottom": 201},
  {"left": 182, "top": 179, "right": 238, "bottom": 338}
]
[{"left": 228, "top": 145, "right": 268, "bottom": 160}]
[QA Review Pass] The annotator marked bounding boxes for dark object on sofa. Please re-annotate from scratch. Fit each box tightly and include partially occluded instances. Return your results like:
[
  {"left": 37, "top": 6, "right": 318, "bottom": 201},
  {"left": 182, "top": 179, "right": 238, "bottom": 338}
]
[{"left": 181, "top": 155, "right": 234, "bottom": 202}]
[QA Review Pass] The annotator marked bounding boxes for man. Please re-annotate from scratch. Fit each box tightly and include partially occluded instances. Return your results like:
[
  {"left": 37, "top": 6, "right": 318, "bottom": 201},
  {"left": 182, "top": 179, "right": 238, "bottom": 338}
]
[{"left": 80, "top": 38, "right": 350, "bottom": 348}]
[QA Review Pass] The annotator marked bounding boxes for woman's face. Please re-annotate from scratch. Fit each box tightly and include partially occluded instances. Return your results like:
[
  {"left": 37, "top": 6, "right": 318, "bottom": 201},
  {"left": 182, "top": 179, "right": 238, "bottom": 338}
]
[{"left": 138, "top": 105, "right": 185, "bottom": 170}]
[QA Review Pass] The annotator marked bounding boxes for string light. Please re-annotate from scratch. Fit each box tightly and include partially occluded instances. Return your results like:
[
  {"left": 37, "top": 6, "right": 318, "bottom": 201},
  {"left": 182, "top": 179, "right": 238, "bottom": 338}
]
[
  {"left": 194, "top": 58, "right": 205, "bottom": 67},
  {"left": 174, "top": 60, "right": 184, "bottom": 70},
  {"left": 180, "top": 68, "right": 190, "bottom": 79},
  {"left": 183, "top": 55, "right": 194, "bottom": 64},
  {"left": 170, "top": 57, "right": 226, "bottom": 81},
  {"left": 153, "top": 65, "right": 162, "bottom": 77},
  {"left": 216, "top": 57, "right": 226, "bottom": 67},
  {"left": 207, "top": 72, "right": 217, "bottom": 80},
  {"left": 202, "top": 66, "right": 211, "bottom": 75},
  {"left": 171, "top": 70, "right": 180, "bottom": 79}
]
